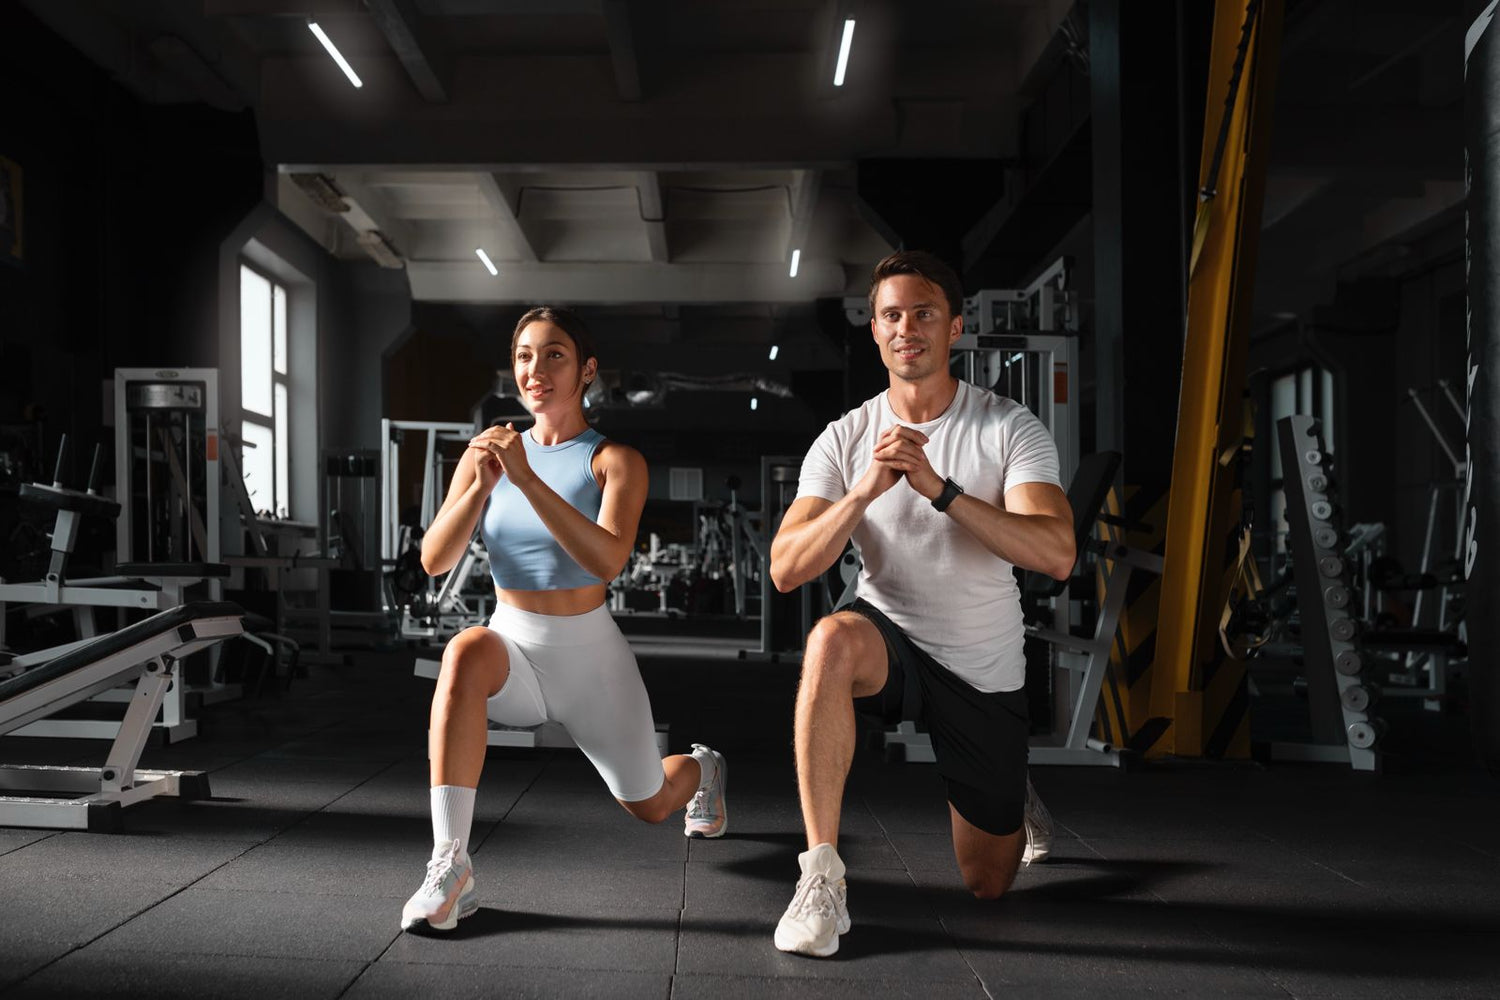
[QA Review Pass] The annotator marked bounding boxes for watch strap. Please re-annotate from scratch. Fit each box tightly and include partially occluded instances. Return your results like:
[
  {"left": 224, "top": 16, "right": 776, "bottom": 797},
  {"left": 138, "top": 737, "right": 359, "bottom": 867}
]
[{"left": 932, "top": 477, "right": 964, "bottom": 512}]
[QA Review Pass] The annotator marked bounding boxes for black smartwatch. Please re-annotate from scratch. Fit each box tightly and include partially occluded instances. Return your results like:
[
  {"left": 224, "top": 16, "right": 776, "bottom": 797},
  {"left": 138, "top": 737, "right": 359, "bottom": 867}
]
[{"left": 932, "top": 477, "right": 965, "bottom": 512}]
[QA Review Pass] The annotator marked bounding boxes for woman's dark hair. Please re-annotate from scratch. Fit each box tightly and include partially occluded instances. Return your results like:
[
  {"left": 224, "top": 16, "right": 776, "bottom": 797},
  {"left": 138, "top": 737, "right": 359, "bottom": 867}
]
[
  {"left": 510, "top": 306, "right": 597, "bottom": 363},
  {"left": 867, "top": 250, "right": 965, "bottom": 319}
]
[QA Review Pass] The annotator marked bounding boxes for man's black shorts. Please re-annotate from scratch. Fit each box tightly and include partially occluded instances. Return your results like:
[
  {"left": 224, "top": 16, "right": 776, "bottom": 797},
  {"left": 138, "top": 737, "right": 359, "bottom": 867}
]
[{"left": 846, "top": 598, "right": 1029, "bottom": 836}]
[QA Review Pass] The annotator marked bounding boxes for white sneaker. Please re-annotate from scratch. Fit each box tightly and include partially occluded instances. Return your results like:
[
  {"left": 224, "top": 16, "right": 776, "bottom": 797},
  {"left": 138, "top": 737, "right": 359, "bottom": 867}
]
[
  {"left": 684, "top": 744, "right": 728, "bottom": 839},
  {"left": 400, "top": 838, "right": 478, "bottom": 932},
  {"left": 774, "top": 843, "right": 851, "bottom": 957},
  {"left": 1022, "top": 775, "right": 1053, "bottom": 865}
]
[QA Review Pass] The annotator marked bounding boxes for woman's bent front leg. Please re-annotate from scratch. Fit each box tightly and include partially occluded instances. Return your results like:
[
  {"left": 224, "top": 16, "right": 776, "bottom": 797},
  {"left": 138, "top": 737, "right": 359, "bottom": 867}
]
[{"left": 429, "top": 626, "right": 510, "bottom": 788}]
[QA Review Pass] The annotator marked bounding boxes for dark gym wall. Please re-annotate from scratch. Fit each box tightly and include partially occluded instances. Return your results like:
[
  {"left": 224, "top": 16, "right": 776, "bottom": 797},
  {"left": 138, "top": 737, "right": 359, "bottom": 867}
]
[
  {"left": 0, "top": 2, "right": 261, "bottom": 488},
  {"left": 324, "top": 258, "right": 412, "bottom": 454}
]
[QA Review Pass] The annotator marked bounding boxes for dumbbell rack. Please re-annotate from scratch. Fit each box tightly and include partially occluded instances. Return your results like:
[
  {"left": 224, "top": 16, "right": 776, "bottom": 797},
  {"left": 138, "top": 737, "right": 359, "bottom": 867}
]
[{"left": 1274, "top": 415, "right": 1382, "bottom": 771}]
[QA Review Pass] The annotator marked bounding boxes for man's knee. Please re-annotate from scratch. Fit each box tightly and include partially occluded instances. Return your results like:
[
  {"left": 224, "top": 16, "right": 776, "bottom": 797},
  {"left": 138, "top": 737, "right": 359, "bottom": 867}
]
[
  {"left": 959, "top": 861, "right": 1016, "bottom": 901},
  {"left": 803, "top": 613, "right": 877, "bottom": 683}
]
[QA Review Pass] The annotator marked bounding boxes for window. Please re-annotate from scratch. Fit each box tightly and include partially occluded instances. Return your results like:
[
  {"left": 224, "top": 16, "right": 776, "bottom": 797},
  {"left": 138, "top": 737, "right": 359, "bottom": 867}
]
[{"left": 240, "top": 263, "right": 290, "bottom": 517}]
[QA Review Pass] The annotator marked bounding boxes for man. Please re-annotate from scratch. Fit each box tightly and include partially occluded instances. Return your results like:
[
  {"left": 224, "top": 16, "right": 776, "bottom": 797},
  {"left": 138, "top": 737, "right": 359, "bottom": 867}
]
[{"left": 768, "top": 250, "right": 1075, "bottom": 957}]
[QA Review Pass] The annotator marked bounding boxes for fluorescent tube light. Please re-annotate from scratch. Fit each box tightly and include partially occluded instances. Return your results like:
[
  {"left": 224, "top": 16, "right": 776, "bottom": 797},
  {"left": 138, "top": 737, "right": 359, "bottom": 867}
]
[
  {"left": 768, "top": 344, "right": 780, "bottom": 361},
  {"left": 750, "top": 397, "right": 759, "bottom": 411},
  {"left": 475, "top": 248, "right": 499, "bottom": 276},
  {"left": 308, "top": 22, "right": 363, "bottom": 89},
  {"left": 789, "top": 248, "right": 801, "bottom": 278},
  {"left": 834, "top": 19, "right": 856, "bottom": 86}
]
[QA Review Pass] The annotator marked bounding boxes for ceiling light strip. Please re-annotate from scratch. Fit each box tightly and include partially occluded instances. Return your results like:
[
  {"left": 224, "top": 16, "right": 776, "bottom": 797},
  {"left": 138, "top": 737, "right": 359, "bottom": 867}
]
[
  {"left": 308, "top": 21, "right": 363, "bottom": 88},
  {"left": 833, "top": 19, "right": 856, "bottom": 87},
  {"left": 475, "top": 248, "right": 499, "bottom": 276}
]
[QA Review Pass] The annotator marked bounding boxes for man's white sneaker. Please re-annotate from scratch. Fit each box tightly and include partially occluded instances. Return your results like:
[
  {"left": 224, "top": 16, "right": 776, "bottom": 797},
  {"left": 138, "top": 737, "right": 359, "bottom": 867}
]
[
  {"left": 774, "top": 843, "right": 851, "bottom": 957},
  {"left": 1022, "top": 774, "right": 1053, "bottom": 865},
  {"left": 684, "top": 744, "right": 728, "bottom": 839},
  {"left": 400, "top": 838, "right": 478, "bottom": 933}
]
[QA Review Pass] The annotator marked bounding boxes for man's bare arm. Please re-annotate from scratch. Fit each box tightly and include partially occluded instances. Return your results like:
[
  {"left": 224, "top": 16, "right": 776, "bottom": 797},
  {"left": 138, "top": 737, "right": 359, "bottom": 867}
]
[{"left": 942, "top": 481, "right": 1075, "bottom": 580}]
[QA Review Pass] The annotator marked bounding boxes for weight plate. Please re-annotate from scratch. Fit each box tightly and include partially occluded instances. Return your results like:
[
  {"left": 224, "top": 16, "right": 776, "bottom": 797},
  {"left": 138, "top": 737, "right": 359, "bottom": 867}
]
[{"left": 1334, "top": 649, "right": 1362, "bottom": 675}]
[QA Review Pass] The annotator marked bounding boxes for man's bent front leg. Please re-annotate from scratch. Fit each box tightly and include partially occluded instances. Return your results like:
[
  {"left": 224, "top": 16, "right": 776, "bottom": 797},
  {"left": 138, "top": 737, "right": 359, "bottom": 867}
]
[
  {"left": 794, "top": 613, "right": 889, "bottom": 849},
  {"left": 430, "top": 627, "right": 509, "bottom": 788},
  {"left": 950, "top": 804, "right": 1025, "bottom": 899}
]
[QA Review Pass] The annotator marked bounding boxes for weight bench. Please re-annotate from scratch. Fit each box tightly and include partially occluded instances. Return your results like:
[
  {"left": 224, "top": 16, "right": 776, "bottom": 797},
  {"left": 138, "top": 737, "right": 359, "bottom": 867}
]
[{"left": 0, "top": 601, "right": 243, "bottom": 831}]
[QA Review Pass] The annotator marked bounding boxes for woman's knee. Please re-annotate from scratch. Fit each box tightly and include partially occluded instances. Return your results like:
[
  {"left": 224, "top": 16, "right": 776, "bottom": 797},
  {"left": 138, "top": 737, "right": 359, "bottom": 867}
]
[
  {"left": 619, "top": 793, "right": 673, "bottom": 825},
  {"left": 438, "top": 627, "right": 508, "bottom": 696}
]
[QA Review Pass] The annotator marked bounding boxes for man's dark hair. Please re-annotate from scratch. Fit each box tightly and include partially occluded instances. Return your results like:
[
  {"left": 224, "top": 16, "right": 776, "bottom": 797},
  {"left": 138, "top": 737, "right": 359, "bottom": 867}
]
[
  {"left": 867, "top": 250, "right": 965, "bottom": 319},
  {"left": 510, "top": 305, "right": 598, "bottom": 364}
]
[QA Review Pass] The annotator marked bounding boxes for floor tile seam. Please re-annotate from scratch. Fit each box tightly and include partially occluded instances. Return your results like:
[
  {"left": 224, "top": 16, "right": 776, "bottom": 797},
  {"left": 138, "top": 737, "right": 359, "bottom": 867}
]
[
  {"left": 372, "top": 956, "right": 681, "bottom": 974},
  {"left": 671, "top": 844, "right": 689, "bottom": 980},
  {"left": 248, "top": 755, "right": 417, "bottom": 849},
  {"left": 69, "top": 942, "right": 370, "bottom": 968},
  {"left": 155, "top": 884, "right": 409, "bottom": 900},
  {"left": 7, "top": 837, "right": 268, "bottom": 993},
  {"left": 0, "top": 830, "right": 60, "bottom": 859},
  {"left": 1157, "top": 900, "right": 1307, "bottom": 996},
  {"left": 471, "top": 751, "right": 556, "bottom": 856},
  {"left": 861, "top": 792, "right": 915, "bottom": 878},
  {"left": 939, "top": 914, "right": 999, "bottom": 1000}
]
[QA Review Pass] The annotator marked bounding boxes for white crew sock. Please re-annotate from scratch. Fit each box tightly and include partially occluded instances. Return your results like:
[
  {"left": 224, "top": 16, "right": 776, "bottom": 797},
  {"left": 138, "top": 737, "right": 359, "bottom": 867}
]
[
  {"left": 431, "top": 785, "right": 476, "bottom": 858},
  {"left": 689, "top": 744, "right": 718, "bottom": 792}
]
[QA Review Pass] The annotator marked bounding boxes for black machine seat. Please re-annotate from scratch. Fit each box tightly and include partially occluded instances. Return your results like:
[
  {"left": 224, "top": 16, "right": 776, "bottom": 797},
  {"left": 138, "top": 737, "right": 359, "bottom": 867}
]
[
  {"left": 1360, "top": 628, "right": 1468, "bottom": 656},
  {"left": 114, "top": 563, "right": 232, "bottom": 579},
  {"left": 1023, "top": 451, "right": 1123, "bottom": 603},
  {"left": 0, "top": 601, "right": 243, "bottom": 710},
  {"left": 19, "top": 482, "right": 120, "bottom": 520}
]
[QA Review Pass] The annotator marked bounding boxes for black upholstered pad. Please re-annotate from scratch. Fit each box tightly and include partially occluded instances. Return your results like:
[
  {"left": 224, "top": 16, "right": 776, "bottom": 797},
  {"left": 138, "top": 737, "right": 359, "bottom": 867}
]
[{"left": 0, "top": 601, "right": 243, "bottom": 703}]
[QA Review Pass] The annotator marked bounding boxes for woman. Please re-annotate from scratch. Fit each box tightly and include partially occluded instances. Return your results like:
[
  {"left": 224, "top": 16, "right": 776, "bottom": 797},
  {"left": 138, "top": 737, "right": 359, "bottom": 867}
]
[{"left": 401, "top": 306, "right": 727, "bottom": 934}]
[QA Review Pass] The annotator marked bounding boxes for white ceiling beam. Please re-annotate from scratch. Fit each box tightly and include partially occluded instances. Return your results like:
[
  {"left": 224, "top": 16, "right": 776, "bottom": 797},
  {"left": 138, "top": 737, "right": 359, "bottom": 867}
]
[
  {"left": 363, "top": 0, "right": 449, "bottom": 103},
  {"left": 633, "top": 171, "right": 669, "bottom": 262},
  {"left": 407, "top": 260, "right": 846, "bottom": 304},
  {"left": 205, "top": 0, "right": 364, "bottom": 14},
  {"left": 475, "top": 172, "right": 539, "bottom": 262},
  {"left": 601, "top": 0, "right": 642, "bottom": 101},
  {"left": 332, "top": 172, "right": 416, "bottom": 256}
]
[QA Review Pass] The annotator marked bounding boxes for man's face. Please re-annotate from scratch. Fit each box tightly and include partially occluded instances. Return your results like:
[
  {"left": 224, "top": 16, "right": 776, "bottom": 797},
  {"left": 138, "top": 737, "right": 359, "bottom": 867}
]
[{"left": 870, "top": 274, "right": 963, "bottom": 384}]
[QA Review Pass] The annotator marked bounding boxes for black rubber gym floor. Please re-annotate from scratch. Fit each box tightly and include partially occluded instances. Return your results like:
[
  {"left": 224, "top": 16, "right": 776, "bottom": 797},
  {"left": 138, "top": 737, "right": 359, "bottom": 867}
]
[{"left": 0, "top": 630, "right": 1496, "bottom": 999}]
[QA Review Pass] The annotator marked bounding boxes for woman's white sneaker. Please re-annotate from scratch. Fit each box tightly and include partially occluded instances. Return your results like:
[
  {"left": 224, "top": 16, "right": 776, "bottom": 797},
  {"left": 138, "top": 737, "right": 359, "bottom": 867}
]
[
  {"left": 1022, "top": 775, "right": 1053, "bottom": 865},
  {"left": 400, "top": 838, "right": 478, "bottom": 933},
  {"left": 684, "top": 744, "right": 728, "bottom": 839}
]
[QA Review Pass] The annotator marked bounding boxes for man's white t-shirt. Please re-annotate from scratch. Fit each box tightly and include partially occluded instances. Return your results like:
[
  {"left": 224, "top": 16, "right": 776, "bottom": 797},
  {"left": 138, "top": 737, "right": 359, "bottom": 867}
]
[{"left": 795, "top": 380, "right": 1061, "bottom": 693}]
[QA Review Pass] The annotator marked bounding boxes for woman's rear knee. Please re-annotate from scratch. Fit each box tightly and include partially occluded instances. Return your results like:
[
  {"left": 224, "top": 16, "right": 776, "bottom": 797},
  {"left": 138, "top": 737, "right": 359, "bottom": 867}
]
[{"left": 621, "top": 797, "right": 672, "bottom": 825}]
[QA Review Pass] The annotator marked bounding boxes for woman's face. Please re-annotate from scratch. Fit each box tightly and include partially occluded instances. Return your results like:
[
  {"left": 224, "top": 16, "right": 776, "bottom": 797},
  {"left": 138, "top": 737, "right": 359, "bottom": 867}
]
[{"left": 512, "top": 320, "right": 596, "bottom": 415}]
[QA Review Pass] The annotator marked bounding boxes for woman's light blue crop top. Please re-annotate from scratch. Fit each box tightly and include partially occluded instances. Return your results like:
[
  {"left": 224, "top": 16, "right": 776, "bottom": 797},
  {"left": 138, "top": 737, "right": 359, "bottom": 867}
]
[{"left": 481, "top": 427, "right": 606, "bottom": 590}]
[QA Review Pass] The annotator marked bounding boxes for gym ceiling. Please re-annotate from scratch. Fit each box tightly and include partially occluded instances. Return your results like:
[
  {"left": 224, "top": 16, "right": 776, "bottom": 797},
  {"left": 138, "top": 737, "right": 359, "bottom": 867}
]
[{"left": 15, "top": 0, "right": 1466, "bottom": 343}]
